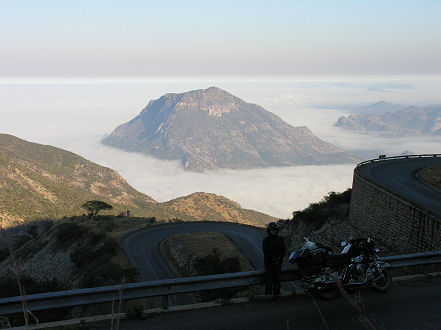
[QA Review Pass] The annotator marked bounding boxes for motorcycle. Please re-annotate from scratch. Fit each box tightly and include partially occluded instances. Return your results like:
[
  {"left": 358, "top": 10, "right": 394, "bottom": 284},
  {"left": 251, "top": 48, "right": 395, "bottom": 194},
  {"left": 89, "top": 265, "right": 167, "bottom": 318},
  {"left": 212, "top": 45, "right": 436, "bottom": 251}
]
[{"left": 289, "top": 237, "right": 392, "bottom": 299}]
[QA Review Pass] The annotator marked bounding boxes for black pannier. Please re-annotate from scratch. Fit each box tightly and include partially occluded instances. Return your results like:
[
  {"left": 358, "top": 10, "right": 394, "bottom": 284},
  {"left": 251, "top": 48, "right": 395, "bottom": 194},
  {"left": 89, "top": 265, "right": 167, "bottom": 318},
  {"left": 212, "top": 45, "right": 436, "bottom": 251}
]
[
  {"left": 324, "top": 253, "right": 351, "bottom": 268},
  {"left": 296, "top": 247, "right": 327, "bottom": 275}
]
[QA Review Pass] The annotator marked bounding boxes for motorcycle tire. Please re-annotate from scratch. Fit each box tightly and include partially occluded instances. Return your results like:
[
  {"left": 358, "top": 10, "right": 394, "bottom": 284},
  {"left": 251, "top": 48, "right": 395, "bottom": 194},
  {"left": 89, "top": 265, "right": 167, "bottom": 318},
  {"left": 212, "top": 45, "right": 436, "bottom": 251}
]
[{"left": 372, "top": 269, "right": 392, "bottom": 293}]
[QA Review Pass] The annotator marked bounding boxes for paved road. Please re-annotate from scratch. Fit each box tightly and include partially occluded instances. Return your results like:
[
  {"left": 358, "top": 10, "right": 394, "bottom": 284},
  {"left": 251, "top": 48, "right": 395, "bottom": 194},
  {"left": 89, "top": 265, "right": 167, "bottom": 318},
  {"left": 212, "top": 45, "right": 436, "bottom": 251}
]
[
  {"left": 117, "top": 277, "right": 441, "bottom": 330},
  {"left": 121, "top": 223, "right": 299, "bottom": 306},
  {"left": 122, "top": 223, "right": 267, "bottom": 281},
  {"left": 357, "top": 157, "right": 441, "bottom": 217}
]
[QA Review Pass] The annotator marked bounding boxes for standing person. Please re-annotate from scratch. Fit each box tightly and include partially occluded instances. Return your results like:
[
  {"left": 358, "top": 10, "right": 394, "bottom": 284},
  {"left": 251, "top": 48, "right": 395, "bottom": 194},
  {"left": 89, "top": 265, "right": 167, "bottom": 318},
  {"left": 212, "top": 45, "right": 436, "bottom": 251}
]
[{"left": 262, "top": 222, "right": 286, "bottom": 300}]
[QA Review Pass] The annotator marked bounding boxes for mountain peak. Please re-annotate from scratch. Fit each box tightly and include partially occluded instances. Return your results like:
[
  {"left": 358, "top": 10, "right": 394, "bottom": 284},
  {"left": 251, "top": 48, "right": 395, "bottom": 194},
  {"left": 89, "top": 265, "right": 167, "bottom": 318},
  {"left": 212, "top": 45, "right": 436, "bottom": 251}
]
[
  {"left": 104, "top": 88, "right": 357, "bottom": 172},
  {"left": 169, "top": 87, "right": 242, "bottom": 117}
]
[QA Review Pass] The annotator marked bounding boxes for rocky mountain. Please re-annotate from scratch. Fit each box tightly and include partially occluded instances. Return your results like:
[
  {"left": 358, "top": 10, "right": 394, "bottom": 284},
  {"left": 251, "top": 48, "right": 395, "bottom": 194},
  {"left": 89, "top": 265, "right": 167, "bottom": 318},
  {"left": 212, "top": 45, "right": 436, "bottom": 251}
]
[
  {"left": 162, "top": 192, "right": 273, "bottom": 226},
  {"left": 335, "top": 105, "right": 441, "bottom": 135},
  {"left": 0, "top": 134, "right": 275, "bottom": 228},
  {"left": 103, "top": 87, "right": 357, "bottom": 172}
]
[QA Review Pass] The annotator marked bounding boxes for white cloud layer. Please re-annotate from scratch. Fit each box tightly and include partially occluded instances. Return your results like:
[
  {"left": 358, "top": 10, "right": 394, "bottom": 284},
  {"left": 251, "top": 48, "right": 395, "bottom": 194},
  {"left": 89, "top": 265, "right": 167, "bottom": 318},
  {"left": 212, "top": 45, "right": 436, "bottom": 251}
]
[{"left": 1, "top": 76, "right": 440, "bottom": 218}]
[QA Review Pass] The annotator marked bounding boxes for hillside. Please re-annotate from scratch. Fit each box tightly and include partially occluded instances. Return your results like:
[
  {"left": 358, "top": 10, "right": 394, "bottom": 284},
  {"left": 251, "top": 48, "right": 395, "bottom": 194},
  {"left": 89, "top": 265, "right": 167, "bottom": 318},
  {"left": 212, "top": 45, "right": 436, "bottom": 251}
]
[
  {"left": 103, "top": 87, "right": 357, "bottom": 172},
  {"left": 335, "top": 104, "right": 441, "bottom": 135},
  {"left": 163, "top": 192, "right": 274, "bottom": 226},
  {"left": 344, "top": 101, "right": 404, "bottom": 115},
  {"left": 0, "top": 134, "right": 275, "bottom": 227}
]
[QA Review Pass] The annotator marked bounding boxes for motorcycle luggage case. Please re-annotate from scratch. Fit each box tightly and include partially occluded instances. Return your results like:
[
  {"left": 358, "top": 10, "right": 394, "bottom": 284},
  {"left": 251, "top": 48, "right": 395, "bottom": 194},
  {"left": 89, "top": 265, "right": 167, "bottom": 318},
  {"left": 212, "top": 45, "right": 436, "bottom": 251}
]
[
  {"left": 297, "top": 248, "right": 327, "bottom": 274},
  {"left": 325, "top": 254, "right": 351, "bottom": 268}
]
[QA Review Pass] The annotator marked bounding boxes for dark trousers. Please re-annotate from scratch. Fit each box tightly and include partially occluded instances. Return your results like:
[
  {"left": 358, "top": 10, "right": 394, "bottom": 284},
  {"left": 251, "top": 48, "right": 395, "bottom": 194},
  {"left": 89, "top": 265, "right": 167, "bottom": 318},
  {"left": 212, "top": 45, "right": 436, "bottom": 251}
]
[{"left": 264, "top": 262, "right": 282, "bottom": 295}]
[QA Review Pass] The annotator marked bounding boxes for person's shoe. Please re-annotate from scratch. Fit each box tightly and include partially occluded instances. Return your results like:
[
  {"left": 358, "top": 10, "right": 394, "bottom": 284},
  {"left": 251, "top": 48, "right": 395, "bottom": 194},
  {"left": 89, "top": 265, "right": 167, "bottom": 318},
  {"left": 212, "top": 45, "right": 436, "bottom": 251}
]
[{"left": 265, "top": 294, "right": 272, "bottom": 301}]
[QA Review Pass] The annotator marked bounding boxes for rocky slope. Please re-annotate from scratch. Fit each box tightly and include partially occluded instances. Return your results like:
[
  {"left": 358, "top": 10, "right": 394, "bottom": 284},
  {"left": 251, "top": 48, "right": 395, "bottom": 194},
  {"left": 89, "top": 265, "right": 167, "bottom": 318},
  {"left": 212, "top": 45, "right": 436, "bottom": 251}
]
[
  {"left": 335, "top": 104, "right": 441, "bottom": 135},
  {"left": 162, "top": 192, "right": 273, "bottom": 226},
  {"left": 103, "top": 87, "right": 357, "bottom": 172},
  {"left": 0, "top": 134, "right": 155, "bottom": 227},
  {"left": 0, "top": 134, "right": 275, "bottom": 228}
]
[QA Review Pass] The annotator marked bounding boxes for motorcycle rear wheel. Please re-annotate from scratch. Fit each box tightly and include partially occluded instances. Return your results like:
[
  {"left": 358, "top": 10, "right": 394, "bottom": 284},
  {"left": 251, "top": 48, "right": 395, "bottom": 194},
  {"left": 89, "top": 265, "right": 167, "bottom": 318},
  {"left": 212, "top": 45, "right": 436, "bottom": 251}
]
[{"left": 372, "top": 269, "right": 392, "bottom": 293}]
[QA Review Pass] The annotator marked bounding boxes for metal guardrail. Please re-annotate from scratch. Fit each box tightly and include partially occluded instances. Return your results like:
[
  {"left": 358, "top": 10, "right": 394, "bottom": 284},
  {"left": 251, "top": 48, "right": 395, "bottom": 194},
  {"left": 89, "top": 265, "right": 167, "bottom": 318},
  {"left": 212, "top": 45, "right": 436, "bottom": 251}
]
[
  {"left": 382, "top": 251, "right": 441, "bottom": 268},
  {"left": 355, "top": 154, "right": 441, "bottom": 168},
  {"left": 1, "top": 251, "right": 441, "bottom": 315}
]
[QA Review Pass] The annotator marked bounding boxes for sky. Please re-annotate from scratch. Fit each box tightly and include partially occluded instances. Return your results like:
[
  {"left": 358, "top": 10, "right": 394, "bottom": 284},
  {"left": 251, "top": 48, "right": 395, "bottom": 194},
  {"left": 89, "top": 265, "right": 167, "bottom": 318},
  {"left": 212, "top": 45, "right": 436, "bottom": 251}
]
[{"left": 1, "top": 0, "right": 440, "bottom": 77}]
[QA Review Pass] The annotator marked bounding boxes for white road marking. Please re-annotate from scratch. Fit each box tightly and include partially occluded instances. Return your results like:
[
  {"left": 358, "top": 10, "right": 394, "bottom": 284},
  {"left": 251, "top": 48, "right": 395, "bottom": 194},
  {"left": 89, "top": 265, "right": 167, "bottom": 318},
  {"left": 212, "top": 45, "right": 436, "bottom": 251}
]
[{"left": 142, "top": 242, "right": 159, "bottom": 280}]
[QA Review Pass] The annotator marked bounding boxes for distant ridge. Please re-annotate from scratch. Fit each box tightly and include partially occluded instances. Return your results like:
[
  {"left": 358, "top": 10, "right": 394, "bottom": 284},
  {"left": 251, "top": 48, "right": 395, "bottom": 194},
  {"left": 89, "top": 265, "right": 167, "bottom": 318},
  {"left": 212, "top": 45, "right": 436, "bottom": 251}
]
[
  {"left": 335, "top": 104, "right": 441, "bottom": 135},
  {"left": 0, "top": 134, "right": 275, "bottom": 227},
  {"left": 103, "top": 87, "right": 357, "bottom": 171}
]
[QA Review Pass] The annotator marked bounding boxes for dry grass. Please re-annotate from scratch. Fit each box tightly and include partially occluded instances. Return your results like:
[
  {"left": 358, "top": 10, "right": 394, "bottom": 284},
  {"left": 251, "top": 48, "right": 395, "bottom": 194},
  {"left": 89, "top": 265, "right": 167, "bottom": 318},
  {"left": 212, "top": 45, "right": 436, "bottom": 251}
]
[
  {"left": 416, "top": 166, "right": 441, "bottom": 192},
  {"left": 166, "top": 232, "right": 253, "bottom": 272},
  {"left": 78, "top": 216, "right": 152, "bottom": 241}
]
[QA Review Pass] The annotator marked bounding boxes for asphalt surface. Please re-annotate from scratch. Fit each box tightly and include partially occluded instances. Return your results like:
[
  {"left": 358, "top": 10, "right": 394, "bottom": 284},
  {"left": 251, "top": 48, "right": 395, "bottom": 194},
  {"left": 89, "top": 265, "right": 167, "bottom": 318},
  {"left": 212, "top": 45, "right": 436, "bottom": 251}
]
[
  {"left": 356, "top": 156, "right": 441, "bottom": 217},
  {"left": 121, "top": 222, "right": 301, "bottom": 306},
  {"left": 118, "top": 277, "right": 441, "bottom": 330},
  {"left": 121, "top": 223, "right": 267, "bottom": 281}
]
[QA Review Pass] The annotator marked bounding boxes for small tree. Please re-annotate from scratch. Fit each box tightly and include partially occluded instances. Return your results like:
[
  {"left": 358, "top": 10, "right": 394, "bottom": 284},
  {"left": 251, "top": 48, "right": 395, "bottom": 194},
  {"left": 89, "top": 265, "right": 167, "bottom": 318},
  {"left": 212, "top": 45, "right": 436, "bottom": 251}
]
[{"left": 81, "top": 200, "right": 113, "bottom": 217}]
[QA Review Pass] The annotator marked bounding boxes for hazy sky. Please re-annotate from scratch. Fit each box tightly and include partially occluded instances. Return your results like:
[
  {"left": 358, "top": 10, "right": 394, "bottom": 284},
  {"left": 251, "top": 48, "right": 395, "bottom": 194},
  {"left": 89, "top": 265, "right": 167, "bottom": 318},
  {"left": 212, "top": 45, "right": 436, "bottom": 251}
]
[{"left": 1, "top": 0, "right": 440, "bottom": 77}]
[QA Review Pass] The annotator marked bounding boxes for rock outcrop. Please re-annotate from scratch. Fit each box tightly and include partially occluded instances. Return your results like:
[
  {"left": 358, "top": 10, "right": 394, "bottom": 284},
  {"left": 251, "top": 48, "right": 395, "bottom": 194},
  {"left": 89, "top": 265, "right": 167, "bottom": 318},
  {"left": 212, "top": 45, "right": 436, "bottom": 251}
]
[{"left": 103, "top": 87, "right": 357, "bottom": 172}]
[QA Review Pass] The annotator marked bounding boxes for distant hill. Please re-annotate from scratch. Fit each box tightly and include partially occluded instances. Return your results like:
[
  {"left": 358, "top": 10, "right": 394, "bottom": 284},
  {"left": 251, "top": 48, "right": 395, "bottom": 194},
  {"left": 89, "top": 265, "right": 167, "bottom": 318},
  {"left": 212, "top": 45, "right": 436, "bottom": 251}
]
[
  {"left": 162, "top": 192, "right": 273, "bottom": 226},
  {"left": 345, "top": 101, "right": 404, "bottom": 115},
  {"left": 103, "top": 87, "right": 357, "bottom": 172},
  {"left": 0, "top": 134, "right": 275, "bottom": 227},
  {"left": 335, "top": 105, "right": 441, "bottom": 136}
]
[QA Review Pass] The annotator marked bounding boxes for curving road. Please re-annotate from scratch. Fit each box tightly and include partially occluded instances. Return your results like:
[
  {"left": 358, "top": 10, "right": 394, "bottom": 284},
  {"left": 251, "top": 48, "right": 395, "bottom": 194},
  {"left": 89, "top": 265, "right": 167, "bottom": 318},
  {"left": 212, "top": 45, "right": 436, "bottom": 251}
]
[
  {"left": 122, "top": 222, "right": 272, "bottom": 306},
  {"left": 122, "top": 223, "right": 267, "bottom": 281},
  {"left": 356, "top": 156, "right": 441, "bottom": 217}
]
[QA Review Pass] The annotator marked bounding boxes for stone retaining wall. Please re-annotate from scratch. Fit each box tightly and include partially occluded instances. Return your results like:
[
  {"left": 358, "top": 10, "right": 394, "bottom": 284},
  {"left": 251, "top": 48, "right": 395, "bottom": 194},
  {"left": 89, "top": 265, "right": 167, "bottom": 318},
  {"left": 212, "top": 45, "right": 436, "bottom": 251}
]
[
  {"left": 161, "top": 238, "right": 198, "bottom": 275},
  {"left": 349, "top": 170, "right": 441, "bottom": 253}
]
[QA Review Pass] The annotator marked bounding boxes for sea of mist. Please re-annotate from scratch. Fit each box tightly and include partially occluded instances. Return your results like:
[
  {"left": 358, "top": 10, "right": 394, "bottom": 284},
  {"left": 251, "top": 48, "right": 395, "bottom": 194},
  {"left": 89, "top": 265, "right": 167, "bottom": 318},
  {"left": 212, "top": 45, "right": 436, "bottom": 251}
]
[{"left": 1, "top": 75, "right": 440, "bottom": 218}]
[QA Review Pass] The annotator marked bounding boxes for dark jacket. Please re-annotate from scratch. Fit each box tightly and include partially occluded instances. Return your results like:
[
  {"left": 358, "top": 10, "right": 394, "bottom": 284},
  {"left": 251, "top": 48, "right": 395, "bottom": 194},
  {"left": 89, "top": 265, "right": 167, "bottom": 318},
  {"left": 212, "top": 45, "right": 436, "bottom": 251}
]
[{"left": 262, "top": 235, "right": 286, "bottom": 265}]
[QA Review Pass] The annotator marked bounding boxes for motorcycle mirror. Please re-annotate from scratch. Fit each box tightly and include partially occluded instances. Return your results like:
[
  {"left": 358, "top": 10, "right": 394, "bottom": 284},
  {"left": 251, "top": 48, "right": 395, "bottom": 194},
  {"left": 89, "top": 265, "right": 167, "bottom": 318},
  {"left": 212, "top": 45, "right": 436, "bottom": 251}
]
[{"left": 341, "top": 241, "right": 347, "bottom": 247}]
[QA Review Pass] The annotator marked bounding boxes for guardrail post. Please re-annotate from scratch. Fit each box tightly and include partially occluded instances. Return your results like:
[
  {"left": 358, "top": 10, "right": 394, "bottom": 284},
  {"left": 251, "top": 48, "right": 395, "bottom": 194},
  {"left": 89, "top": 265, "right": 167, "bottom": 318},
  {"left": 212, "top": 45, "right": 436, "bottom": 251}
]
[{"left": 163, "top": 294, "right": 169, "bottom": 310}]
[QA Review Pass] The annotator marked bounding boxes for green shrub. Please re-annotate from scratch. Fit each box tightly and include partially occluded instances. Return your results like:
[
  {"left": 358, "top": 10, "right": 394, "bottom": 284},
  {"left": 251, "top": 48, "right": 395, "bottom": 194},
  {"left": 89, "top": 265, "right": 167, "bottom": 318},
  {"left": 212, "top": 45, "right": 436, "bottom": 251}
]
[
  {"left": 194, "top": 249, "right": 241, "bottom": 275},
  {"left": 79, "top": 262, "right": 137, "bottom": 288},
  {"left": 70, "top": 246, "right": 96, "bottom": 269},
  {"left": 125, "top": 303, "right": 144, "bottom": 319},
  {"left": 219, "top": 257, "right": 240, "bottom": 274},
  {"left": 100, "top": 239, "right": 119, "bottom": 255},
  {"left": 70, "top": 234, "right": 137, "bottom": 288},
  {"left": 55, "top": 222, "right": 88, "bottom": 249},
  {"left": 194, "top": 249, "right": 221, "bottom": 275},
  {"left": 70, "top": 238, "right": 119, "bottom": 270},
  {"left": 0, "top": 316, "right": 11, "bottom": 328},
  {"left": 88, "top": 232, "right": 106, "bottom": 246},
  {"left": 292, "top": 189, "right": 352, "bottom": 229},
  {"left": 146, "top": 217, "right": 156, "bottom": 223},
  {"left": 0, "top": 276, "right": 66, "bottom": 298}
]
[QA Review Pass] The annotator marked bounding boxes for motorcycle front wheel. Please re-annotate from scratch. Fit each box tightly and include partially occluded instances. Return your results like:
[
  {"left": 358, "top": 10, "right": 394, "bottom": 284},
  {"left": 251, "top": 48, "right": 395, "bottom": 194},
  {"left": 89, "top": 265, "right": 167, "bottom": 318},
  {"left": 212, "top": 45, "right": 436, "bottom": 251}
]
[{"left": 371, "top": 269, "right": 392, "bottom": 293}]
